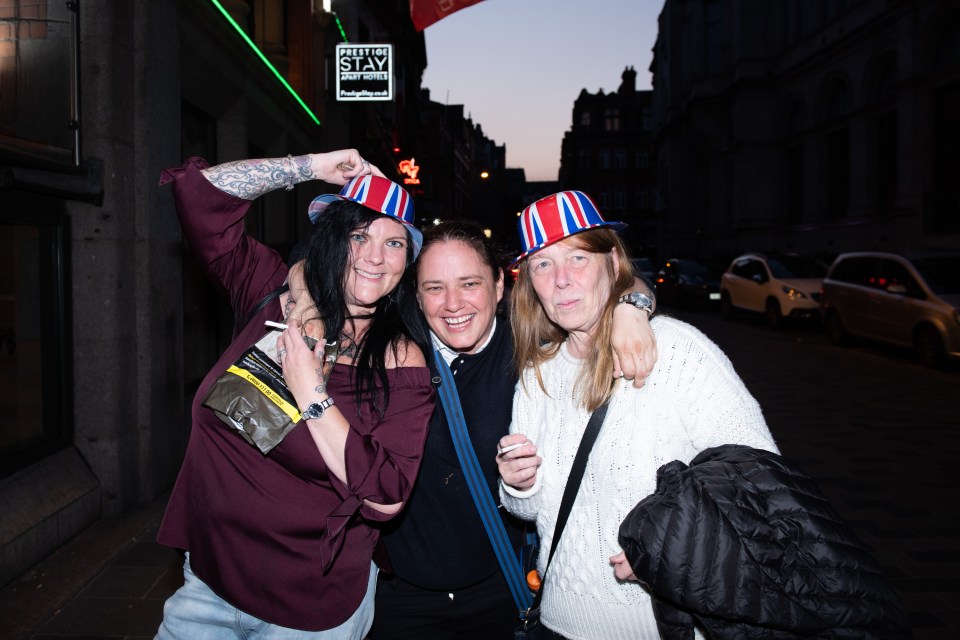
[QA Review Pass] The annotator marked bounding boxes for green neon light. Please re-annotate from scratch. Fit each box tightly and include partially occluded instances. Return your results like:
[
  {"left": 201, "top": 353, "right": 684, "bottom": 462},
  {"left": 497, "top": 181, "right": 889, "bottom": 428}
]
[
  {"left": 207, "top": 0, "right": 321, "bottom": 126},
  {"left": 334, "top": 14, "right": 349, "bottom": 43}
]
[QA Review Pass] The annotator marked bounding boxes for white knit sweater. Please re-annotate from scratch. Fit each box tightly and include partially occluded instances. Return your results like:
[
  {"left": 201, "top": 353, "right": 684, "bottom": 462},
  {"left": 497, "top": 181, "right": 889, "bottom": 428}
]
[{"left": 501, "top": 316, "right": 778, "bottom": 640}]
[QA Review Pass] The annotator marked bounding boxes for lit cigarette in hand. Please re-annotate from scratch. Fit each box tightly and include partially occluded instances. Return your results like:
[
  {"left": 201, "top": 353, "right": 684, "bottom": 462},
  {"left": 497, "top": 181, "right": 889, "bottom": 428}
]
[
  {"left": 497, "top": 441, "right": 528, "bottom": 456},
  {"left": 264, "top": 320, "right": 319, "bottom": 350}
]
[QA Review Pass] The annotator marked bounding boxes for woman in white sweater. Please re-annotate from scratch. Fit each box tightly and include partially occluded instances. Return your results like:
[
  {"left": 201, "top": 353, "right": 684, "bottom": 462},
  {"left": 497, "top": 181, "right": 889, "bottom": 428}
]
[{"left": 497, "top": 191, "right": 778, "bottom": 640}]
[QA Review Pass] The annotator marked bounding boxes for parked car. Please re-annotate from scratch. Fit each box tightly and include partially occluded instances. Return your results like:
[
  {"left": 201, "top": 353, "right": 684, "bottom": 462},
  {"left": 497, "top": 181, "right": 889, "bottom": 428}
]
[
  {"left": 820, "top": 251, "right": 960, "bottom": 368},
  {"left": 720, "top": 252, "right": 828, "bottom": 327},
  {"left": 654, "top": 258, "right": 721, "bottom": 307}
]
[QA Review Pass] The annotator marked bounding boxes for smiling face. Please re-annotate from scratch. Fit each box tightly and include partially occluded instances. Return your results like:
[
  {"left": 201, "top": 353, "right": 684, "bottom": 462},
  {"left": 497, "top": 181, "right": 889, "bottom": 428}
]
[
  {"left": 527, "top": 236, "right": 617, "bottom": 346},
  {"left": 342, "top": 216, "right": 410, "bottom": 316},
  {"left": 416, "top": 239, "right": 504, "bottom": 354}
]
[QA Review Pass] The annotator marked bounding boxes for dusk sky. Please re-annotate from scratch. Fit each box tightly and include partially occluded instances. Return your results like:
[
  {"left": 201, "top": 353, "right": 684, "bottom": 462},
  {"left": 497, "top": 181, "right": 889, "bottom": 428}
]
[{"left": 421, "top": 0, "right": 664, "bottom": 182}]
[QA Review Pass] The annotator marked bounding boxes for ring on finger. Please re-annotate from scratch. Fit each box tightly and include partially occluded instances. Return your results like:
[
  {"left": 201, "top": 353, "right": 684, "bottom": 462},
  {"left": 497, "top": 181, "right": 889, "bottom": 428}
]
[{"left": 278, "top": 348, "right": 287, "bottom": 359}]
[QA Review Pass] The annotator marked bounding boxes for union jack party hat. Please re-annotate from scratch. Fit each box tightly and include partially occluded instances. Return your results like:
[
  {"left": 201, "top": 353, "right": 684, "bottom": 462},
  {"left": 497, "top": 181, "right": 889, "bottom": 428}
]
[
  {"left": 308, "top": 175, "right": 422, "bottom": 258},
  {"left": 511, "top": 190, "right": 626, "bottom": 267}
]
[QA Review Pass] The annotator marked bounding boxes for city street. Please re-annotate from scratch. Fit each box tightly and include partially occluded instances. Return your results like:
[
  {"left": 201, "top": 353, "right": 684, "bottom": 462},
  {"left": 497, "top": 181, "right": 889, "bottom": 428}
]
[
  {"left": 667, "top": 305, "right": 960, "bottom": 639},
  {"left": 2, "top": 306, "right": 957, "bottom": 640}
]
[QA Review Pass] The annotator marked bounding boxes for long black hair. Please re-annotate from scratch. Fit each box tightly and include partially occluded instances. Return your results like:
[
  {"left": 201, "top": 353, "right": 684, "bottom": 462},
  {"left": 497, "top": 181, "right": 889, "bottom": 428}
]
[{"left": 301, "top": 199, "right": 430, "bottom": 419}]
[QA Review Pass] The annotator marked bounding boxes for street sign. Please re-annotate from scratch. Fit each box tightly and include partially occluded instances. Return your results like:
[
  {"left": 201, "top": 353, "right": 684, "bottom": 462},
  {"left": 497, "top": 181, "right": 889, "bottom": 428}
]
[{"left": 335, "top": 44, "right": 393, "bottom": 101}]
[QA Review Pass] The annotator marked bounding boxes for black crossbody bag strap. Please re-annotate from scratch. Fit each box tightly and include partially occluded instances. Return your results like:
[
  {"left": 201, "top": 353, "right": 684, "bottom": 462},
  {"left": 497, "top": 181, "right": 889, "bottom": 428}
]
[{"left": 523, "top": 400, "right": 611, "bottom": 619}]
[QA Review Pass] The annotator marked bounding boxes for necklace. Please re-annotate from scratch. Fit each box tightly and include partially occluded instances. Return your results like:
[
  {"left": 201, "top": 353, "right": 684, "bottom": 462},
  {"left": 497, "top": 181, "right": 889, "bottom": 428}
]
[{"left": 337, "top": 334, "right": 358, "bottom": 359}]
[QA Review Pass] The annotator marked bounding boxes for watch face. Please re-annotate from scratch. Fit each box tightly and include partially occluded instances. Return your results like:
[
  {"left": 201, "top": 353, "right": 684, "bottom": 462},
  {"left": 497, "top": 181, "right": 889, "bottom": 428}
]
[{"left": 301, "top": 398, "right": 334, "bottom": 420}]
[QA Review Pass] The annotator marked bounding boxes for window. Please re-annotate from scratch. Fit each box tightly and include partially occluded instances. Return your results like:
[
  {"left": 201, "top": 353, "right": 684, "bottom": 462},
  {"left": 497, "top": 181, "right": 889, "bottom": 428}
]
[
  {"left": 830, "top": 256, "right": 873, "bottom": 284},
  {"left": 614, "top": 190, "right": 625, "bottom": 209},
  {"left": 598, "top": 149, "right": 611, "bottom": 170},
  {"left": 878, "top": 259, "right": 922, "bottom": 298},
  {"left": 614, "top": 148, "right": 626, "bottom": 169},
  {"left": 0, "top": 1, "right": 80, "bottom": 167},
  {"left": 604, "top": 109, "right": 620, "bottom": 132},
  {"left": 0, "top": 201, "right": 70, "bottom": 476},
  {"left": 823, "top": 0, "right": 849, "bottom": 22},
  {"left": 826, "top": 128, "right": 850, "bottom": 219},
  {"left": 786, "top": 144, "right": 804, "bottom": 224},
  {"left": 577, "top": 149, "right": 591, "bottom": 170},
  {"left": 637, "top": 152, "right": 649, "bottom": 169},
  {"left": 580, "top": 111, "right": 591, "bottom": 127},
  {"left": 638, "top": 189, "right": 649, "bottom": 209},
  {"left": 732, "top": 258, "right": 765, "bottom": 281},
  {"left": 705, "top": 0, "right": 724, "bottom": 74}
]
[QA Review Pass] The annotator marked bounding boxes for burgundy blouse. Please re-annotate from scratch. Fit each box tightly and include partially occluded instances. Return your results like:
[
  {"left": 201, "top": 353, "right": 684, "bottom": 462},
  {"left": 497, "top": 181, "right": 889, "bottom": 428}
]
[{"left": 157, "top": 159, "right": 434, "bottom": 630}]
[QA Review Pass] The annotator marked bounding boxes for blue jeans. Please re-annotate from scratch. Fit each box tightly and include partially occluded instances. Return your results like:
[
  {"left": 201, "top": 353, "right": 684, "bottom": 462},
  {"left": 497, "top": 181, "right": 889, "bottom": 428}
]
[{"left": 155, "top": 553, "right": 377, "bottom": 640}]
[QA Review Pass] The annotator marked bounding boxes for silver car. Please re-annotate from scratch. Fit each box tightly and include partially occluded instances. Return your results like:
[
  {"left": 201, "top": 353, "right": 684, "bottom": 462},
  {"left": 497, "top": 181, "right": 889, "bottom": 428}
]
[{"left": 820, "top": 251, "right": 960, "bottom": 367}]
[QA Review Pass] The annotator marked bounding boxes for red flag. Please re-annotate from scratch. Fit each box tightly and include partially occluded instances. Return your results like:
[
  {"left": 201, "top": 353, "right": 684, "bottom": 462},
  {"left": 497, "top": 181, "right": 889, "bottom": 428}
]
[{"left": 409, "top": 0, "right": 486, "bottom": 31}]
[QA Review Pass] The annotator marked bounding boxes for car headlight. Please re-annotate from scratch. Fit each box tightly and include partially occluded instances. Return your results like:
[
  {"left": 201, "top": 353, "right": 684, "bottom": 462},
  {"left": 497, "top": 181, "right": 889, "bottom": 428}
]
[{"left": 781, "top": 285, "right": 806, "bottom": 299}]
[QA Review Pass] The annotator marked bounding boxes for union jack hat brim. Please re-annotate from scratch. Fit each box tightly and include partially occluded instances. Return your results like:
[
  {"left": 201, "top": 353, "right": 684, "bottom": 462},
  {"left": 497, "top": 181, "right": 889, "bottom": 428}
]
[
  {"left": 308, "top": 175, "right": 423, "bottom": 259},
  {"left": 510, "top": 190, "right": 626, "bottom": 267}
]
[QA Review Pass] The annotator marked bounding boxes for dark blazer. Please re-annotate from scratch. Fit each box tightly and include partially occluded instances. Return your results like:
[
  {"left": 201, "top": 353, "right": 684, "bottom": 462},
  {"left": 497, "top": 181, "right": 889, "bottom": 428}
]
[{"left": 618, "top": 445, "right": 911, "bottom": 640}]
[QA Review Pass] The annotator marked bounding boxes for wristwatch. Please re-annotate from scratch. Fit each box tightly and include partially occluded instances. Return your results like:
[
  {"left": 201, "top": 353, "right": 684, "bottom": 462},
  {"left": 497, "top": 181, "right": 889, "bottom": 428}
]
[
  {"left": 617, "top": 291, "right": 654, "bottom": 316},
  {"left": 300, "top": 397, "right": 335, "bottom": 421}
]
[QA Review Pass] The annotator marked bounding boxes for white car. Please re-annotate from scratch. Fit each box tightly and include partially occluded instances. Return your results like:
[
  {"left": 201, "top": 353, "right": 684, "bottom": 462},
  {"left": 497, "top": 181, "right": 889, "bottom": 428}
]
[{"left": 720, "top": 253, "right": 828, "bottom": 328}]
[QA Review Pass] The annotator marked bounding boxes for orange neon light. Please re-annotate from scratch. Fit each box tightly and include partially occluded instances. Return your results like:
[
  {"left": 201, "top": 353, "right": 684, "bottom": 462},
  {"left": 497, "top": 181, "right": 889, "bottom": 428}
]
[{"left": 399, "top": 157, "right": 421, "bottom": 185}]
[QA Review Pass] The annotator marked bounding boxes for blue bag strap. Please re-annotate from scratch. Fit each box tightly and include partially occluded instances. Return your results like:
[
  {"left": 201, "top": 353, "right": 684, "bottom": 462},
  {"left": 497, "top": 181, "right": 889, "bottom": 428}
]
[{"left": 433, "top": 352, "right": 533, "bottom": 612}]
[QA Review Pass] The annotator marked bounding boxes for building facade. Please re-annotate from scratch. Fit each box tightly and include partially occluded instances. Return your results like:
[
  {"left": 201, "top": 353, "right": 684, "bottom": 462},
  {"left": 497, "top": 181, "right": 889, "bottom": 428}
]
[
  {"left": 652, "top": 0, "right": 960, "bottom": 261},
  {"left": 413, "top": 89, "right": 514, "bottom": 244},
  {"left": 559, "top": 67, "right": 657, "bottom": 256},
  {"left": 0, "top": 0, "right": 427, "bottom": 587}
]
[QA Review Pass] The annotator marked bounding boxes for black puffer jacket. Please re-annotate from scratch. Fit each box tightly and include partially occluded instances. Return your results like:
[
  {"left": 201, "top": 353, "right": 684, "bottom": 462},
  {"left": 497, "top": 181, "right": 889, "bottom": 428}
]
[{"left": 618, "top": 445, "right": 911, "bottom": 640}]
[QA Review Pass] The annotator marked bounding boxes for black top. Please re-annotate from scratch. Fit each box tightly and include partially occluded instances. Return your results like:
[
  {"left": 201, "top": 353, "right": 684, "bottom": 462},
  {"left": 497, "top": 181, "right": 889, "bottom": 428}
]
[{"left": 380, "top": 317, "right": 525, "bottom": 589}]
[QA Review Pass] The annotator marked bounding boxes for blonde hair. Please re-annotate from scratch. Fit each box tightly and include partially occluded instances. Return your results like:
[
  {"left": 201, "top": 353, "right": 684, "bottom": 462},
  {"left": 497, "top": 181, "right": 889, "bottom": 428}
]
[{"left": 510, "top": 228, "right": 635, "bottom": 412}]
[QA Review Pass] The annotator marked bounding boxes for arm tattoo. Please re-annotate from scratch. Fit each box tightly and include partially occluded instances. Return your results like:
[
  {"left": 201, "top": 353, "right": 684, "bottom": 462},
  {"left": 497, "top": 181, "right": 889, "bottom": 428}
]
[
  {"left": 203, "top": 155, "right": 312, "bottom": 200},
  {"left": 314, "top": 368, "right": 326, "bottom": 395}
]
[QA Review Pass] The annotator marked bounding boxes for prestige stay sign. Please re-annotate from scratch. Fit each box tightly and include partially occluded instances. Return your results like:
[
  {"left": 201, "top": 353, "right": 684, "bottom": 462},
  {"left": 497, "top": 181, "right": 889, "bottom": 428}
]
[{"left": 335, "top": 44, "right": 394, "bottom": 101}]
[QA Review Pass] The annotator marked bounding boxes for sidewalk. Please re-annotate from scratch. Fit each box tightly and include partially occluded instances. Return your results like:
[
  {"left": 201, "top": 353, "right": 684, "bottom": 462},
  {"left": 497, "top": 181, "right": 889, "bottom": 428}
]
[{"left": 0, "top": 494, "right": 179, "bottom": 640}]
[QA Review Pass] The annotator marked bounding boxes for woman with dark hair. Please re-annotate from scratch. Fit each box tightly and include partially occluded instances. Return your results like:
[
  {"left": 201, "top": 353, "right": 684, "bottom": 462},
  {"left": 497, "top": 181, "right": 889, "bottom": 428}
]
[
  {"left": 371, "top": 220, "right": 658, "bottom": 639},
  {"left": 155, "top": 150, "right": 434, "bottom": 640},
  {"left": 497, "top": 191, "right": 777, "bottom": 640}
]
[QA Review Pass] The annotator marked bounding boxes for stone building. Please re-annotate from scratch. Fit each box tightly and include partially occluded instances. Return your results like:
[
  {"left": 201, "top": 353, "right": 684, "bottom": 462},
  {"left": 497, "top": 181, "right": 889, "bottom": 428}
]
[
  {"left": 559, "top": 67, "right": 657, "bottom": 255},
  {"left": 651, "top": 0, "right": 960, "bottom": 261}
]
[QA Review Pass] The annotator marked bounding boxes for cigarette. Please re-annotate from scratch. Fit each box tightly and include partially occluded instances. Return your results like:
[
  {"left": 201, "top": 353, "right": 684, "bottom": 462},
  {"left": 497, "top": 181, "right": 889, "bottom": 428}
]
[
  {"left": 265, "top": 320, "right": 321, "bottom": 350},
  {"left": 497, "top": 441, "right": 527, "bottom": 455}
]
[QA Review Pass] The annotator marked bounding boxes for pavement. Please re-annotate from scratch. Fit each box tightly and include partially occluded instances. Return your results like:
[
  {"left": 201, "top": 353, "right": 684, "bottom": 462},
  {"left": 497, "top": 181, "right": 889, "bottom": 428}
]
[
  {"left": 0, "top": 308, "right": 957, "bottom": 639},
  {"left": 0, "top": 494, "right": 180, "bottom": 640}
]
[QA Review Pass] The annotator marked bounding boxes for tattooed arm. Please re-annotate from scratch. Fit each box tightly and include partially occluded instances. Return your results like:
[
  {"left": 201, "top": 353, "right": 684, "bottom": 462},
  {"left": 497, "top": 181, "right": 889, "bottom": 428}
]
[{"left": 200, "top": 149, "right": 385, "bottom": 199}]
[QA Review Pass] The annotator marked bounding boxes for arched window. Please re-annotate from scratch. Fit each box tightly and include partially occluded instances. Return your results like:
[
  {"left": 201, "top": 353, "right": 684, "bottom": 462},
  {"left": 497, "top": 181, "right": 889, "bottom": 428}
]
[
  {"left": 868, "top": 52, "right": 898, "bottom": 214},
  {"left": 825, "top": 82, "right": 848, "bottom": 122},
  {"left": 929, "top": 16, "right": 960, "bottom": 233},
  {"left": 819, "top": 78, "right": 850, "bottom": 219},
  {"left": 783, "top": 99, "right": 807, "bottom": 224},
  {"left": 934, "top": 17, "right": 960, "bottom": 70}
]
